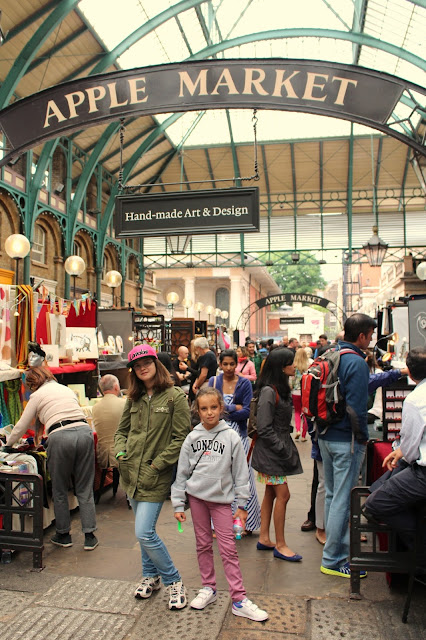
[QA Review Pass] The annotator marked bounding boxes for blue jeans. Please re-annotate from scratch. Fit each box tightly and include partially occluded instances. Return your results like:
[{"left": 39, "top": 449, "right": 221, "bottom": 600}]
[
  {"left": 129, "top": 499, "right": 180, "bottom": 586},
  {"left": 318, "top": 439, "right": 366, "bottom": 569}
]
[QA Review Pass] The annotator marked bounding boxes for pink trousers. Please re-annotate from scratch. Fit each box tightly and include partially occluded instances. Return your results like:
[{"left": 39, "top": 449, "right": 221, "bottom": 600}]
[
  {"left": 292, "top": 393, "right": 308, "bottom": 437},
  {"left": 188, "top": 494, "right": 246, "bottom": 602}
]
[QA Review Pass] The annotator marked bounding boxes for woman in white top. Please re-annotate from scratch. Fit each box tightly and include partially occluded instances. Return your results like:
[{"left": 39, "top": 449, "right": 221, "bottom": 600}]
[{"left": 7, "top": 366, "right": 98, "bottom": 551}]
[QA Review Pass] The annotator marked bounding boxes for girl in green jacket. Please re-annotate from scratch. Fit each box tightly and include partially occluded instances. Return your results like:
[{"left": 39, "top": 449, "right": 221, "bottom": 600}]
[{"left": 114, "top": 344, "right": 191, "bottom": 610}]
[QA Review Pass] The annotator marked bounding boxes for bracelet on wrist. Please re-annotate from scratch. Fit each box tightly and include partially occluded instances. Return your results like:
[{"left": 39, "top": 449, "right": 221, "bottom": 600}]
[{"left": 116, "top": 451, "right": 126, "bottom": 459}]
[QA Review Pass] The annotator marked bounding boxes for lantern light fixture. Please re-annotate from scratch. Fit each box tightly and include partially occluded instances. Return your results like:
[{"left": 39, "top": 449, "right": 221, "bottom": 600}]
[
  {"left": 416, "top": 262, "right": 426, "bottom": 281},
  {"left": 5, "top": 234, "right": 31, "bottom": 284},
  {"left": 182, "top": 298, "right": 193, "bottom": 317},
  {"left": 105, "top": 270, "right": 123, "bottom": 307},
  {"left": 363, "top": 226, "right": 388, "bottom": 267},
  {"left": 166, "top": 291, "right": 180, "bottom": 317}
]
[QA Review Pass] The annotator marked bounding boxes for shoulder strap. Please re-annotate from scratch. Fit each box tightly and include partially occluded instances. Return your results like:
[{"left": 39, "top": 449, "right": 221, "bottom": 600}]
[
  {"left": 240, "top": 360, "right": 248, "bottom": 373},
  {"left": 189, "top": 431, "right": 220, "bottom": 479},
  {"left": 213, "top": 376, "right": 217, "bottom": 388},
  {"left": 339, "top": 348, "right": 364, "bottom": 359}
]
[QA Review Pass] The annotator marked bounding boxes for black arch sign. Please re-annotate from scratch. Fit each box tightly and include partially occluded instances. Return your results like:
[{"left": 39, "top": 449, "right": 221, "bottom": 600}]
[
  {"left": 236, "top": 292, "right": 339, "bottom": 331},
  {"left": 0, "top": 58, "right": 425, "bottom": 164}
]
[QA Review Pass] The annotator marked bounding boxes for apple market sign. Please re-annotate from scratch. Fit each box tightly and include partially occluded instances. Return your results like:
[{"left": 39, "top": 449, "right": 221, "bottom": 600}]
[{"left": 0, "top": 59, "right": 424, "bottom": 164}]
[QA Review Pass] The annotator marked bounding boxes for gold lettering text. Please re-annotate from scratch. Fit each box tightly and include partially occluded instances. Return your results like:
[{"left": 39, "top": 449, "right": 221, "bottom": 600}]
[
  {"left": 302, "top": 73, "right": 328, "bottom": 101},
  {"left": 211, "top": 69, "right": 239, "bottom": 95},
  {"left": 272, "top": 70, "right": 300, "bottom": 98},
  {"left": 107, "top": 82, "right": 129, "bottom": 108},
  {"left": 129, "top": 77, "right": 148, "bottom": 104},
  {"left": 179, "top": 70, "right": 208, "bottom": 97},
  {"left": 64, "top": 91, "right": 85, "bottom": 119},
  {"left": 332, "top": 77, "right": 358, "bottom": 105},
  {"left": 86, "top": 85, "right": 107, "bottom": 113},
  {"left": 43, "top": 100, "right": 67, "bottom": 128},
  {"left": 243, "top": 68, "right": 268, "bottom": 95}
]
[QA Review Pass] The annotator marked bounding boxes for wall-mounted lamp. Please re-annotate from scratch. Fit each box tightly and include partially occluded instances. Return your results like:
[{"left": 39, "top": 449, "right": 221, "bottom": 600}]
[
  {"left": 291, "top": 252, "right": 300, "bottom": 264},
  {"left": 220, "top": 310, "right": 229, "bottom": 322},
  {"left": 5, "top": 234, "right": 31, "bottom": 284},
  {"left": 194, "top": 301, "right": 204, "bottom": 320},
  {"left": 166, "top": 291, "right": 180, "bottom": 318},
  {"left": 65, "top": 255, "right": 86, "bottom": 298},
  {"left": 105, "top": 270, "right": 123, "bottom": 307},
  {"left": 182, "top": 298, "right": 193, "bottom": 317}
]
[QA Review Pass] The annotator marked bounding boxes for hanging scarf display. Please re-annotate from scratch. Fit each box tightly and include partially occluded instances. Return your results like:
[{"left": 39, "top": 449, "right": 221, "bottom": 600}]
[
  {"left": 4, "top": 378, "right": 23, "bottom": 424},
  {"left": 15, "top": 285, "right": 35, "bottom": 368},
  {"left": 0, "top": 381, "right": 11, "bottom": 425},
  {"left": 0, "top": 286, "right": 12, "bottom": 364}
]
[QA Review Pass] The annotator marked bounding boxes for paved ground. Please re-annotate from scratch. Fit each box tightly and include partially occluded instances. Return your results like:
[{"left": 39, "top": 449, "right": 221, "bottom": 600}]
[{"left": 1, "top": 442, "right": 425, "bottom": 639}]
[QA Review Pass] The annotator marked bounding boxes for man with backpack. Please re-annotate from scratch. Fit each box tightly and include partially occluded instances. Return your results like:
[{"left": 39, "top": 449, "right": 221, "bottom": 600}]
[{"left": 317, "top": 313, "right": 377, "bottom": 579}]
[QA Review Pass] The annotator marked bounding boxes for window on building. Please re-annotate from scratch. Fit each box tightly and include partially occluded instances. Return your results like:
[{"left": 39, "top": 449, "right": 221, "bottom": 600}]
[
  {"left": 32, "top": 225, "right": 46, "bottom": 263},
  {"left": 73, "top": 241, "right": 81, "bottom": 256},
  {"left": 215, "top": 287, "right": 230, "bottom": 325}
]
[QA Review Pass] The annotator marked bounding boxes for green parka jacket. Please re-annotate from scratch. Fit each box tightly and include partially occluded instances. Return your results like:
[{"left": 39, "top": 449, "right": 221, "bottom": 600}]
[{"left": 114, "top": 386, "right": 191, "bottom": 502}]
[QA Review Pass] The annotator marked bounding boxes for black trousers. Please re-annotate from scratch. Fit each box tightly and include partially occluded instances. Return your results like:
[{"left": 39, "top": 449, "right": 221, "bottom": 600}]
[{"left": 365, "top": 462, "right": 426, "bottom": 566}]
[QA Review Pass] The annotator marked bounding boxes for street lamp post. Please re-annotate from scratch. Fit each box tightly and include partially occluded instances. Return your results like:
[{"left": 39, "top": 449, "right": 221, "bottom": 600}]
[
  {"left": 166, "top": 291, "right": 180, "bottom": 318},
  {"left": 182, "top": 298, "right": 193, "bottom": 317},
  {"left": 206, "top": 305, "right": 215, "bottom": 323},
  {"left": 64, "top": 255, "right": 86, "bottom": 298},
  {"left": 194, "top": 302, "right": 204, "bottom": 321},
  {"left": 5, "top": 234, "right": 31, "bottom": 284},
  {"left": 105, "top": 270, "right": 123, "bottom": 307}
]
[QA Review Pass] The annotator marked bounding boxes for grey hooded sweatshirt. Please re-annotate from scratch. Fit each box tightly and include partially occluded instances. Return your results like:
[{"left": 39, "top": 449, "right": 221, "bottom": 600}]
[{"left": 171, "top": 419, "right": 250, "bottom": 513}]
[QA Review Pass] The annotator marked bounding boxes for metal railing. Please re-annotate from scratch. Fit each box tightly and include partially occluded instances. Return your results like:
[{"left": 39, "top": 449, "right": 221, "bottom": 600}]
[{"left": 0, "top": 472, "right": 44, "bottom": 570}]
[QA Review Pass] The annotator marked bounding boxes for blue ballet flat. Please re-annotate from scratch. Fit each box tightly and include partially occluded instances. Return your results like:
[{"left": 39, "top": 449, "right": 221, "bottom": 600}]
[
  {"left": 256, "top": 542, "right": 275, "bottom": 551},
  {"left": 273, "top": 548, "right": 303, "bottom": 562}
]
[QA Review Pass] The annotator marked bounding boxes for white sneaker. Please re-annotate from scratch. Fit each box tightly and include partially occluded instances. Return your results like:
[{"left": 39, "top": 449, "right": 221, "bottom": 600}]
[
  {"left": 134, "top": 576, "right": 161, "bottom": 599},
  {"left": 168, "top": 580, "right": 187, "bottom": 610},
  {"left": 232, "top": 597, "right": 268, "bottom": 622},
  {"left": 190, "top": 587, "right": 217, "bottom": 610}
]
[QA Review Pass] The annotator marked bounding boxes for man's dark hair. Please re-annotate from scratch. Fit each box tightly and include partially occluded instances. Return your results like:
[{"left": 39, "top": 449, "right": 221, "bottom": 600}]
[
  {"left": 406, "top": 346, "right": 426, "bottom": 381},
  {"left": 319, "top": 334, "right": 328, "bottom": 341},
  {"left": 343, "top": 313, "right": 377, "bottom": 343},
  {"left": 260, "top": 340, "right": 267, "bottom": 348},
  {"left": 267, "top": 338, "right": 274, "bottom": 347},
  {"left": 247, "top": 340, "right": 256, "bottom": 347}
]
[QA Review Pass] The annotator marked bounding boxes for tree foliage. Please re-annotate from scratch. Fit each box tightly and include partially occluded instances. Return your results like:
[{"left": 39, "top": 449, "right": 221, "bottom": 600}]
[{"left": 261, "top": 252, "right": 326, "bottom": 294}]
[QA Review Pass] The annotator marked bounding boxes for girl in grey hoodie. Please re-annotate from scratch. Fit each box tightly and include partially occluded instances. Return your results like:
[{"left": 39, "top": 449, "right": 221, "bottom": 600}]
[{"left": 171, "top": 388, "right": 268, "bottom": 622}]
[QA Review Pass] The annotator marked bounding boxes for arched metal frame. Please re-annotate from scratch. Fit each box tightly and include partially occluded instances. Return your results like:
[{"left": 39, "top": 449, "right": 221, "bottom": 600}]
[
  {"left": 236, "top": 293, "right": 344, "bottom": 331},
  {"left": 0, "top": 2, "right": 424, "bottom": 305}
]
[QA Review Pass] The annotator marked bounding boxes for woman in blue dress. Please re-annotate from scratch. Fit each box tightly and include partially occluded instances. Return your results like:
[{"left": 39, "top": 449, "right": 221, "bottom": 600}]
[{"left": 208, "top": 349, "right": 261, "bottom": 534}]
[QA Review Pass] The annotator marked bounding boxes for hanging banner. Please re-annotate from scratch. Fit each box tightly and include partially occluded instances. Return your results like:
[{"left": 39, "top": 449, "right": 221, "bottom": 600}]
[
  {"left": 0, "top": 59, "right": 424, "bottom": 163},
  {"left": 115, "top": 187, "right": 259, "bottom": 237}
]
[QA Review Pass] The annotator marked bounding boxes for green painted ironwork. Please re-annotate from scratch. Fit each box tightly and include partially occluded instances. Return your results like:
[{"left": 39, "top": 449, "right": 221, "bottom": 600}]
[
  {"left": 0, "top": 0, "right": 81, "bottom": 109},
  {"left": 189, "top": 28, "right": 426, "bottom": 71},
  {"left": 90, "top": 0, "right": 208, "bottom": 75}
]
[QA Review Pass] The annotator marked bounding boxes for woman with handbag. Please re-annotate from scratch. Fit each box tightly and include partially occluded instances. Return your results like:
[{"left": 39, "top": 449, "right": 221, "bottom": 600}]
[
  {"left": 251, "top": 348, "right": 303, "bottom": 561},
  {"left": 236, "top": 346, "right": 257, "bottom": 384},
  {"left": 208, "top": 349, "right": 261, "bottom": 534},
  {"left": 114, "top": 344, "right": 191, "bottom": 610}
]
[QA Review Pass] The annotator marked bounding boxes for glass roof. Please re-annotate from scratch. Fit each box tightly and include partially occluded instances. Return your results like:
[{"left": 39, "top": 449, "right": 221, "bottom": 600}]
[{"left": 76, "top": 1, "right": 426, "bottom": 146}]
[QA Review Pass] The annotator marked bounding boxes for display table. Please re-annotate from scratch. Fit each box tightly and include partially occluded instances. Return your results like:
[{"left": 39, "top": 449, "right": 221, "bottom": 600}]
[{"left": 48, "top": 362, "right": 96, "bottom": 375}]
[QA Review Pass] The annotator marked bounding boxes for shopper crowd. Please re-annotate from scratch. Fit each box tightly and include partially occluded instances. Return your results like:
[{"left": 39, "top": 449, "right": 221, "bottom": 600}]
[{"left": 3, "top": 317, "right": 425, "bottom": 624}]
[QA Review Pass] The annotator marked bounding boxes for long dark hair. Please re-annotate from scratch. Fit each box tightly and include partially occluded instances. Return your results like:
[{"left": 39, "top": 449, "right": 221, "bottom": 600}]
[
  {"left": 219, "top": 349, "right": 237, "bottom": 364},
  {"left": 256, "top": 347, "right": 294, "bottom": 400},
  {"left": 127, "top": 358, "right": 173, "bottom": 401}
]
